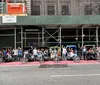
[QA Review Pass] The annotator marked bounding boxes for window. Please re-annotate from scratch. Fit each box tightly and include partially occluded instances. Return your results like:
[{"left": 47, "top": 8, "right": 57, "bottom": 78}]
[
  {"left": 31, "top": 6, "right": 40, "bottom": 15},
  {"left": 47, "top": 6, "right": 55, "bottom": 15},
  {"left": 62, "top": 5, "right": 70, "bottom": 15},
  {"left": 84, "top": 4, "right": 92, "bottom": 15},
  {"left": 0, "top": 8, "right": 2, "bottom": 13},
  {"left": 0, "top": 0, "right": 3, "bottom": 13},
  {"left": 9, "top": 0, "right": 23, "bottom": 3},
  {"left": 0, "top": 0, "right": 7, "bottom": 2},
  {"left": 98, "top": 5, "right": 100, "bottom": 15}
]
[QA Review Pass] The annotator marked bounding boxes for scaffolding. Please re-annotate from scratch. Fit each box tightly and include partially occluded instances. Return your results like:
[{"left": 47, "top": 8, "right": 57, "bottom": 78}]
[
  {"left": 0, "top": 0, "right": 100, "bottom": 48},
  {"left": 42, "top": 26, "right": 62, "bottom": 48},
  {"left": 41, "top": 25, "right": 99, "bottom": 48}
]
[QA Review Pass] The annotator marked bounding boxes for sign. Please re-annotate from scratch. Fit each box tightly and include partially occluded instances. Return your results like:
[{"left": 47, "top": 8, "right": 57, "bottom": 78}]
[
  {"left": 2, "top": 16, "right": 17, "bottom": 23},
  {"left": 7, "top": 3, "right": 25, "bottom": 14},
  {"left": 25, "top": 29, "right": 39, "bottom": 32}
]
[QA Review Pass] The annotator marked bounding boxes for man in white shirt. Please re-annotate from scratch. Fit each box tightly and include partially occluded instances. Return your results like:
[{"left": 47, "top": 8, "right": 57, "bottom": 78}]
[
  {"left": 62, "top": 46, "right": 67, "bottom": 60},
  {"left": 82, "top": 46, "right": 87, "bottom": 60},
  {"left": 33, "top": 47, "right": 38, "bottom": 58},
  {"left": 13, "top": 48, "right": 18, "bottom": 61}
]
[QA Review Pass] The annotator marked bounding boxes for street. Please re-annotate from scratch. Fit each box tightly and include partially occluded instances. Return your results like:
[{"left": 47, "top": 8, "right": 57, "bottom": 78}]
[{"left": 0, "top": 64, "right": 100, "bottom": 85}]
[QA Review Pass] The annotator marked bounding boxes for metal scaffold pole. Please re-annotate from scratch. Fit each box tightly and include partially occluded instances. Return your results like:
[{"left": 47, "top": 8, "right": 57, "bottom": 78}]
[
  {"left": 42, "top": 26, "right": 44, "bottom": 46},
  {"left": 21, "top": 27, "right": 23, "bottom": 50},
  {"left": 82, "top": 27, "right": 84, "bottom": 47},
  {"left": 24, "top": 32, "right": 26, "bottom": 47},
  {"left": 38, "top": 32, "right": 40, "bottom": 47},
  {"left": 14, "top": 27, "right": 16, "bottom": 49},
  {"left": 96, "top": 27, "right": 98, "bottom": 47},
  {"left": 76, "top": 29, "right": 78, "bottom": 41},
  {"left": 59, "top": 26, "right": 62, "bottom": 49}
]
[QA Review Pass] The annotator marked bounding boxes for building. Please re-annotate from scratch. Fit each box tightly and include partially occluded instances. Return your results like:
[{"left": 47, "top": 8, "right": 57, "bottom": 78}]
[{"left": 0, "top": 0, "right": 100, "bottom": 49}]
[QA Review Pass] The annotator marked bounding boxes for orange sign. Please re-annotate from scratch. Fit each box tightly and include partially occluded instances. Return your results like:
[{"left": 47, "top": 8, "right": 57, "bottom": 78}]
[{"left": 7, "top": 3, "right": 25, "bottom": 14}]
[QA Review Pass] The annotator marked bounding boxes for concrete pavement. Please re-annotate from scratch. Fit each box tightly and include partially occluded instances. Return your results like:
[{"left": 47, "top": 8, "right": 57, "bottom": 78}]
[{"left": 0, "top": 64, "right": 100, "bottom": 85}]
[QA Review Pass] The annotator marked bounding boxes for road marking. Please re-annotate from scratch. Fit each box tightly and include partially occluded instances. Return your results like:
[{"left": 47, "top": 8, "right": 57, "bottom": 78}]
[
  {"left": 0, "top": 64, "right": 40, "bottom": 67},
  {"left": 51, "top": 74, "right": 100, "bottom": 77}
]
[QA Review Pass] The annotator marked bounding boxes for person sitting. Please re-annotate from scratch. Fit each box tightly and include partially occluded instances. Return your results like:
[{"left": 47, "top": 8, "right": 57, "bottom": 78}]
[
  {"left": 68, "top": 48, "right": 74, "bottom": 58},
  {"left": 38, "top": 49, "right": 42, "bottom": 58},
  {"left": 87, "top": 48, "right": 95, "bottom": 59}
]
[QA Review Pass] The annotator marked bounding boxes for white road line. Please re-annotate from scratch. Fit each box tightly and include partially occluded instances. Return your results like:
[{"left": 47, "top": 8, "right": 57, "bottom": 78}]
[
  {"left": 50, "top": 74, "right": 100, "bottom": 77},
  {"left": 0, "top": 64, "right": 40, "bottom": 67}
]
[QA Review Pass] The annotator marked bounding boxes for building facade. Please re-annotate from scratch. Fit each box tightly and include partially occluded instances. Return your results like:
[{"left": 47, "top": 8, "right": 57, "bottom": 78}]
[
  {"left": 26, "top": 0, "right": 100, "bottom": 16},
  {"left": 0, "top": 0, "right": 100, "bottom": 49}
]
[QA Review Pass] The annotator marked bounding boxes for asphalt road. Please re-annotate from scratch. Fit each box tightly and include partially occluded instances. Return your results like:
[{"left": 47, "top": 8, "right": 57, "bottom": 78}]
[{"left": 0, "top": 64, "right": 100, "bottom": 85}]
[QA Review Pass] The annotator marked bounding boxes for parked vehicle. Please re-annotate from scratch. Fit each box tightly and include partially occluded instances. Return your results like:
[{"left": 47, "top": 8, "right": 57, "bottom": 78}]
[
  {"left": 37, "top": 47, "right": 49, "bottom": 63},
  {"left": 66, "top": 45, "right": 80, "bottom": 63},
  {"left": 50, "top": 46, "right": 61, "bottom": 63},
  {"left": 21, "top": 46, "right": 34, "bottom": 64},
  {"left": 85, "top": 45, "right": 97, "bottom": 60}
]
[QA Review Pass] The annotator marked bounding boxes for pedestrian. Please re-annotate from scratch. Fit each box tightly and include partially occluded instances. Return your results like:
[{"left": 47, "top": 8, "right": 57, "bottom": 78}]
[
  {"left": 81, "top": 45, "right": 87, "bottom": 60},
  {"left": 13, "top": 48, "right": 18, "bottom": 61},
  {"left": 18, "top": 47, "right": 23, "bottom": 61},
  {"left": 62, "top": 46, "right": 67, "bottom": 60},
  {"left": 33, "top": 47, "right": 38, "bottom": 60},
  {"left": 96, "top": 46, "right": 100, "bottom": 57}
]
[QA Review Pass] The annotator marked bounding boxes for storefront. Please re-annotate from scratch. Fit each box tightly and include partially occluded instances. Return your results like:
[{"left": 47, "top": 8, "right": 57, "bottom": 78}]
[{"left": 0, "top": 25, "right": 100, "bottom": 49}]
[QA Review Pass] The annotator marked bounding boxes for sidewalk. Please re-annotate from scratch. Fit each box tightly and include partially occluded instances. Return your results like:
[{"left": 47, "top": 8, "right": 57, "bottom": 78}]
[{"left": 0, "top": 60, "right": 100, "bottom": 66}]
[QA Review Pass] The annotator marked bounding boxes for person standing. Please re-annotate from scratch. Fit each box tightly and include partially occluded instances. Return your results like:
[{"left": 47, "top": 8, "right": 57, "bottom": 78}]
[
  {"left": 33, "top": 47, "right": 38, "bottom": 60},
  {"left": 18, "top": 47, "right": 23, "bottom": 61},
  {"left": 81, "top": 45, "right": 87, "bottom": 60},
  {"left": 13, "top": 48, "right": 18, "bottom": 61},
  {"left": 96, "top": 46, "right": 100, "bottom": 57},
  {"left": 62, "top": 46, "right": 67, "bottom": 60}
]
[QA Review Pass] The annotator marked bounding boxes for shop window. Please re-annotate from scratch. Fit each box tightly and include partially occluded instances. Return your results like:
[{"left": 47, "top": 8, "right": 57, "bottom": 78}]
[
  {"left": 31, "top": 6, "right": 40, "bottom": 15},
  {"left": 62, "top": 5, "right": 70, "bottom": 15},
  {"left": 47, "top": 6, "right": 55, "bottom": 15},
  {"left": 84, "top": 4, "right": 92, "bottom": 15}
]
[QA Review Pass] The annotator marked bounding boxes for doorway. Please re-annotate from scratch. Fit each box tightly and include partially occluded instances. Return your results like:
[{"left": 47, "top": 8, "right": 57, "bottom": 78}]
[{"left": 23, "top": 26, "right": 42, "bottom": 48}]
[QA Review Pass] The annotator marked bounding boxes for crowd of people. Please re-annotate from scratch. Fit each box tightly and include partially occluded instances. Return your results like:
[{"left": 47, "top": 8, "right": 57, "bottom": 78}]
[
  {"left": 0, "top": 47, "right": 23, "bottom": 61},
  {"left": 0, "top": 47, "right": 49, "bottom": 62},
  {"left": 80, "top": 45, "right": 100, "bottom": 60},
  {"left": 0, "top": 45, "right": 100, "bottom": 62},
  {"left": 62, "top": 45, "right": 100, "bottom": 60}
]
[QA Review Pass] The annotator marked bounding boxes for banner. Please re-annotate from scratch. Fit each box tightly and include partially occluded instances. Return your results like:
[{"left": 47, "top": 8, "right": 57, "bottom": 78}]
[
  {"left": 7, "top": 3, "right": 25, "bottom": 14},
  {"left": 2, "top": 16, "right": 17, "bottom": 23}
]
